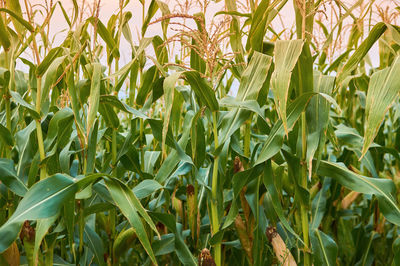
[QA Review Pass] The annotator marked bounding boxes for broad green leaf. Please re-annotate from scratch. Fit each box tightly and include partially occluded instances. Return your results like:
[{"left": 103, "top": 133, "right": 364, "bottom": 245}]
[
  {"left": 310, "top": 229, "right": 338, "bottom": 266},
  {"left": 0, "top": 7, "right": 34, "bottom": 32},
  {"left": 306, "top": 71, "right": 335, "bottom": 176},
  {"left": 136, "top": 66, "right": 158, "bottom": 106},
  {"left": 0, "top": 159, "right": 27, "bottom": 196},
  {"left": 142, "top": 0, "right": 158, "bottom": 37},
  {"left": 105, "top": 178, "right": 158, "bottom": 265},
  {"left": 41, "top": 55, "right": 67, "bottom": 104},
  {"left": 311, "top": 178, "right": 331, "bottom": 230},
  {"left": 0, "top": 15, "right": 10, "bottom": 51},
  {"left": 84, "top": 225, "right": 106, "bottom": 266},
  {"left": 0, "top": 123, "right": 13, "bottom": 146},
  {"left": 361, "top": 56, "right": 400, "bottom": 157},
  {"left": 190, "top": 110, "right": 206, "bottom": 168},
  {"left": 113, "top": 228, "right": 136, "bottom": 263},
  {"left": 36, "top": 47, "right": 63, "bottom": 77},
  {"left": 218, "top": 52, "right": 272, "bottom": 148},
  {"left": 263, "top": 161, "right": 304, "bottom": 244},
  {"left": 43, "top": 108, "right": 74, "bottom": 151},
  {"left": 162, "top": 72, "right": 180, "bottom": 155},
  {"left": 271, "top": 39, "right": 304, "bottom": 134},
  {"left": 33, "top": 214, "right": 59, "bottom": 263},
  {"left": 246, "top": 0, "right": 271, "bottom": 52},
  {"left": 2, "top": 0, "right": 27, "bottom": 35},
  {"left": 255, "top": 92, "right": 313, "bottom": 165},
  {"left": 88, "top": 17, "right": 120, "bottom": 58},
  {"left": 337, "top": 22, "right": 387, "bottom": 83},
  {"left": 317, "top": 160, "right": 400, "bottom": 226},
  {"left": 150, "top": 212, "right": 197, "bottom": 266},
  {"left": 86, "top": 120, "right": 98, "bottom": 174},
  {"left": 155, "top": 111, "right": 194, "bottom": 183},
  {"left": 100, "top": 95, "right": 148, "bottom": 119},
  {"left": 10, "top": 91, "right": 40, "bottom": 119},
  {"left": 144, "top": 151, "right": 161, "bottom": 174},
  {"left": 183, "top": 71, "right": 219, "bottom": 112},
  {"left": 133, "top": 179, "right": 163, "bottom": 199},
  {"left": 0, "top": 174, "right": 77, "bottom": 252}
]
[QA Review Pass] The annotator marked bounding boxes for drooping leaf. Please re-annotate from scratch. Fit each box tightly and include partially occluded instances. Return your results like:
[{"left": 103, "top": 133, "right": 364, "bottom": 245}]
[
  {"left": 0, "top": 174, "right": 77, "bottom": 252},
  {"left": 105, "top": 178, "right": 158, "bottom": 265},
  {"left": 317, "top": 160, "right": 400, "bottom": 226},
  {"left": 337, "top": 22, "right": 387, "bottom": 83},
  {"left": 361, "top": 56, "right": 400, "bottom": 157},
  {"left": 271, "top": 39, "right": 304, "bottom": 134},
  {"left": 0, "top": 159, "right": 27, "bottom": 196}
]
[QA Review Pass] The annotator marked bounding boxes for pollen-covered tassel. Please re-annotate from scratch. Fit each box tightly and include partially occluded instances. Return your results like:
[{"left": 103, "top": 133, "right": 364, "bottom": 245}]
[{"left": 266, "top": 227, "right": 296, "bottom": 266}]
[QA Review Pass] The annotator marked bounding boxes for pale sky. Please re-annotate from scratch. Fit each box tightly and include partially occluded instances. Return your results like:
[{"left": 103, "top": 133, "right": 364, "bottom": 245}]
[{"left": 22, "top": 0, "right": 399, "bottom": 68}]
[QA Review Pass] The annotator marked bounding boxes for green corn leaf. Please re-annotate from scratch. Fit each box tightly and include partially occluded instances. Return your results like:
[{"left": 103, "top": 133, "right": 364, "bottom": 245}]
[
  {"left": 316, "top": 160, "right": 400, "bottom": 226},
  {"left": 84, "top": 225, "right": 106, "bottom": 266},
  {"left": 271, "top": 39, "right": 304, "bottom": 134},
  {"left": 33, "top": 214, "right": 59, "bottom": 264},
  {"left": 361, "top": 56, "right": 400, "bottom": 158},
  {"left": 88, "top": 17, "right": 120, "bottom": 59},
  {"left": 306, "top": 71, "right": 335, "bottom": 176},
  {"left": 182, "top": 71, "right": 219, "bottom": 112},
  {"left": 0, "top": 159, "right": 27, "bottom": 196},
  {"left": 0, "top": 15, "right": 11, "bottom": 51},
  {"left": 0, "top": 123, "right": 13, "bottom": 146},
  {"left": 0, "top": 174, "right": 77, "bottom": 252},
  {"left": 337, "top": 22, "right": 387, "bottom": 83},
  {"left": 36, "top": 47, "right": 63, "bottom": 77},
  {"left": 105, "top": 178, "right": 159, "bottom": 265},
  {"left": 162, "top": 72, "right": 181, "bottom": 156},
  {"left": 311, "top": 178, "right": 331, "bottom": 230},
  {"left": 86, "top": 120, "right": 98, "bottom": 174},
  {"left": 255, "top": 92, "right": 314, "bottom": 165},
  {"left": 218, "top": 52, "right": 272, "bottom": 148},
  {"left": 310, "top": 229, "right": 338, "bottom": 266},
  {"left": 150, "top": 212, "right": 197, "bottom": 266},
  {"left": 100, "top": 95, "right": 148, "bottom": 119},
  {"left": 10, "top": 91, "right": 40, "bottom": 119},
  {"left": 133, "top": 179, "right": 163, "bottom": 199},
  {"left": 0, "top": 7, "right": 34, "bottom": 33},
  {"left": 264, "top": 161, "right": 304, "bottom": 244}
]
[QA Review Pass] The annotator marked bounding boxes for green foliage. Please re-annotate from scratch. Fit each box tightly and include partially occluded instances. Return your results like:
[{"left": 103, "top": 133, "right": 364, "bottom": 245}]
[{"left": 0, "top": 1, "right": 399, "bottom": 265}]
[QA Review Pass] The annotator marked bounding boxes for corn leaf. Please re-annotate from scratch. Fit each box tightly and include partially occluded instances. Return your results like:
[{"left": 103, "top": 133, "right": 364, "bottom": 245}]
[{"left": 361, "top": 56, "right": 400, "bottom": 157}]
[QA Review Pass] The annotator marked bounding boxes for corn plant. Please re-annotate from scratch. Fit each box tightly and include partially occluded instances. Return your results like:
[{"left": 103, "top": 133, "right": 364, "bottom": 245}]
[{"left": 0, "top": 0, "right": 400, "bottom": 265}]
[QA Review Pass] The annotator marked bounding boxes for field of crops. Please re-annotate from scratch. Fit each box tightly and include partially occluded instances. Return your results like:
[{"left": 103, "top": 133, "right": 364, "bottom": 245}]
[{"left": 0, "top": 0, "right": 400, "bottom": 265}]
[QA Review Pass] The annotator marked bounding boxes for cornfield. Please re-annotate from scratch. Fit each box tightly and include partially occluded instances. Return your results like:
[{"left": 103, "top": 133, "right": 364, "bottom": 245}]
[{"left": 0, "top": 0, "right": 400, "bottom": 265}]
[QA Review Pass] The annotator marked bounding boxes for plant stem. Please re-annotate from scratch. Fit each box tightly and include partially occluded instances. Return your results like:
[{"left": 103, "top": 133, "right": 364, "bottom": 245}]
[
  {"left": 35, "top": 76, "right": 46, "bottom": 180},
  {"left": 210, "top": 111, "right": 221, "bottom": 266},
  {"left": 5, "top": 92, "right": 11, "bottom": 158},
  {"left": 300, "top": 112, "right": 310, "bottom": 265}
]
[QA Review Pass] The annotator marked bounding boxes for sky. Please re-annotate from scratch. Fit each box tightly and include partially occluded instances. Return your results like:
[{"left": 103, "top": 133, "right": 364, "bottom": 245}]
[{"left": 22, "top": 0, "right": 399, "bottom": 70}]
